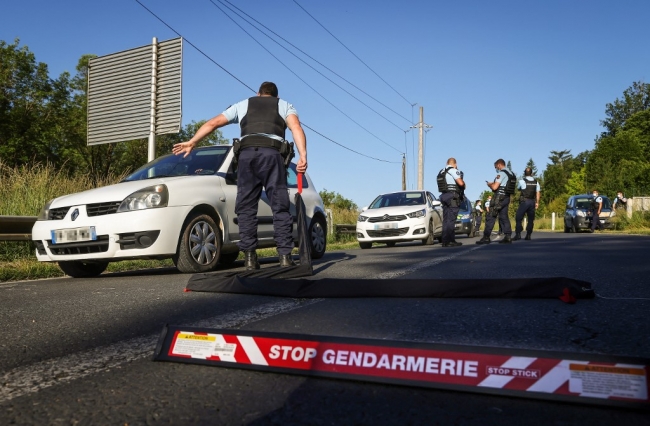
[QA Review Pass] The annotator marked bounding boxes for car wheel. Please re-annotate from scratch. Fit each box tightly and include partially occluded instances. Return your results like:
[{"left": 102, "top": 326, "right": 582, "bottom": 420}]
[
  {"left": 58, "top": 260, "right": 108, "bottom": 278},
  {"left": 564, "top": 221, "right": 571, "bottom": 233},
  {"left": 219, "top": 251, "right": 240, "bottom": 266},
  {"left": 359, "top": 242, "right": 372, "bottom": 249},
  {"left": 573, "top": 222, "right": 580, "bottom": 233},
  {"left": 309, "top": 216, "right": 327, "bottom": 259},
  {"left": 386, "top": 241, "right": 396, "bottom": 247},
  {"left": 173, "top": 213, "right": 221, "bottom": 273},
  {"left": 421, "top": 219, "right": 435, "bottom": 245}
]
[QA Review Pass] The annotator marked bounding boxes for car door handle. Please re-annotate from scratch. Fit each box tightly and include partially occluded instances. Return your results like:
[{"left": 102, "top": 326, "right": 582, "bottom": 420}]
[{"left": 219, "top": 197, "right": 226, "bottom": 202}]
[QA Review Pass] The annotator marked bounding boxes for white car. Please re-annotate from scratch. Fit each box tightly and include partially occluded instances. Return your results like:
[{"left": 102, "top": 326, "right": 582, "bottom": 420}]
[
  {"left": 31, "top": 145, "right": 327, "bottom": 277},
  {"left": 356, "top": 190, "right": 443, "bottom": 249}
]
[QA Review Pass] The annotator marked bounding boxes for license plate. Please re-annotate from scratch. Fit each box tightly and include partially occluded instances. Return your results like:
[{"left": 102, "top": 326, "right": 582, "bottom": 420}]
[
  {"left": 373, "top": 222, "right": 398, "bottom": 230},
  {"left": 51, "top": 226, "right": 96, "bottom": 244}
]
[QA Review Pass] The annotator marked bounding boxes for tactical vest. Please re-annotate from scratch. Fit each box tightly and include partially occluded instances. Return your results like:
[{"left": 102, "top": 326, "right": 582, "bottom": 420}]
[
  {"left": 497, "top": 169, "right": 517, "bottom": 195},
  {"left": 521, "top": 177, "right": 538, "bottom": 199},
  {"left": 616, "top": 197, "right": 627, "bottom": 209},
  {"left": 590, "top": 197, "right": 600, "bottom": 211},
  {"left": 437, "top": 167, "right": 459, "bottom": 193},
  {"left": 240, "top": 97, "right": 286, "bottom": 148}
]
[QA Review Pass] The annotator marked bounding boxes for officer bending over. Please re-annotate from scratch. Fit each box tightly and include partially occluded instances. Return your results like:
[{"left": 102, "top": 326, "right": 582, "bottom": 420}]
[
  {"left": 477, "top": 159, "right": 516, "bottom": 244},
  {"left": 172, "top": 82, "right": 308, "bottom": 270},
  {"left": 437, "top": 158, "right": 465, "bottom": 247},
  {"left": 513, "top": 167, "right": 541, "bottom": 241}
]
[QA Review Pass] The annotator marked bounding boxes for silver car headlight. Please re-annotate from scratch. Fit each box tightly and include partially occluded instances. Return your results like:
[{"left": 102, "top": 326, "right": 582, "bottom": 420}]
[
  {"left": 357, "top": 214, "right": 369, "bottom": 222},
  {"left": 406, "top": 209, "right": 426, "bottom": 218},
  {"left": 117, "top": 184, "right": 169, "bottom": 212},
  {"left": 610, "top": 210, "right": 616, "bottom": 217},
  {"left": 577, "top": 210, "right": 586, "bottom": 217},
  {"left": 36, "top": 199, "right": 54, "bottom": 221}
]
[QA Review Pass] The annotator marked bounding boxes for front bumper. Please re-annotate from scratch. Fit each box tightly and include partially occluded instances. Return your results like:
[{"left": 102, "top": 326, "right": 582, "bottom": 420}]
[
  {"left": 31, "top": 206, "right": 193, "bottom": 262},
  {"left": 356, "top": 217, "right": 428, "bottom": 242}
]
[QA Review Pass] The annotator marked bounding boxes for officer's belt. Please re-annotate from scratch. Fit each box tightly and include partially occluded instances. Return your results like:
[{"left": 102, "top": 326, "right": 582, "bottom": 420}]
[{"left": 240, "top": 135, "right": 283, "bottom": 151}]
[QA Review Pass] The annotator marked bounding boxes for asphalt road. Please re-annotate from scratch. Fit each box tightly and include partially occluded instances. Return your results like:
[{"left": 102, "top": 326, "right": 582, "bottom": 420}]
[{"left": 1, "top": 232, "right": 649, "bottom": 425}]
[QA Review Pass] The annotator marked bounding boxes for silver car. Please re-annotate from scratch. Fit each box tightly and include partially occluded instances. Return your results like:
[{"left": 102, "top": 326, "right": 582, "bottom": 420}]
[{"left": 31, "top": 145, "right": 327, "bottom": 277}]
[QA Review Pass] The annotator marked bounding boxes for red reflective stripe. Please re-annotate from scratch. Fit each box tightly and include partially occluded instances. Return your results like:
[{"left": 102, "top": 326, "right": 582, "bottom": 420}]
[{"left": 297, "top": 173, "right": 303, "bottom": 194}]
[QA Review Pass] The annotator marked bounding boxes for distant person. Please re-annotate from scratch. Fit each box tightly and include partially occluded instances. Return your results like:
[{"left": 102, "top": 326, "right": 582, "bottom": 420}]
[
  {"left": 436, "top": 158, "right": 465, "bottom": 247},
  {"left": 590, "top": 190, "right": 604, "bottom": 233},
  {"left": 474, "top": 199, "right": 483, "bottom": 237},
  {"left": 613, "top": 191, "right": 628, "bottom": 212},
  {"left": 477, "top": 159, "right": 516, "bottom": 244},
  {"left": 513, "top": 167, "right": 541, "bottom": 241}
]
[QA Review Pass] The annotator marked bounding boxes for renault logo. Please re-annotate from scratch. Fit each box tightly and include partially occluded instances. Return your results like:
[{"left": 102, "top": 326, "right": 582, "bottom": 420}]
[{"left": 71, "top": 208, "right": 79, "bottom": 221}]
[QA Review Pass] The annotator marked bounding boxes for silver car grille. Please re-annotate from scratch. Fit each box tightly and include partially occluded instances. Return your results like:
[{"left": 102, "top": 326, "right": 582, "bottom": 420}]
[{"left": 368, "top": 215, "right": 407, "bottom": 223}]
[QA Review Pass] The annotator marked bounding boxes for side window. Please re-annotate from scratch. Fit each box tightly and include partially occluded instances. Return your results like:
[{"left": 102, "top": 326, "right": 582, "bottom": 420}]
[{"left": 286, "top": 165, "right": 308, "bottom": 189}]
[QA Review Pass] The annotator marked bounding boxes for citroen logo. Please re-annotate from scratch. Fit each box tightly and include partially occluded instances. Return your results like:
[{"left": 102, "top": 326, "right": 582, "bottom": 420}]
[
  {"left": 382, "top": 214, "right": 389, "bottom": 220},
  {"left": 71, "top": 208, "right": 79, "bottom": 221}
]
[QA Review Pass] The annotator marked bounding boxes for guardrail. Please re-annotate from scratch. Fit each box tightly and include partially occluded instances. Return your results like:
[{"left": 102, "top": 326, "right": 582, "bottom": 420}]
[
  {"left": 0, "top": 216, "right": 37, "bottom": 241},
  {"left": 334, "top": 224, "right": 356, "bottom": 237}
]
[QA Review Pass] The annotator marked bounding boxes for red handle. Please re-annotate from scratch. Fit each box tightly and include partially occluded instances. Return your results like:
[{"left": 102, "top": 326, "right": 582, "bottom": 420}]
[{"left": 297, "top": 172, "right": 303, "bottom": 194}]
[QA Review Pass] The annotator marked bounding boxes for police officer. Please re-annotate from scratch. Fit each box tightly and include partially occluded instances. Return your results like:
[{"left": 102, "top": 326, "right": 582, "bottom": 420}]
[
  {"left": 473, "top": 200, "right": 483, "bottom": 237},
  {"left": 172, "top": 82, "right": 308, "bottom": 270},
  {"left": 477, "top": 159, "right": 515, "bottom": 244},
  {"left": 437, "top": 158, "right": 465, "bottom": 247},
  {"left": 590, "top": 190, "right": 604, "bottom": 233},
  {"left": 613, "top": 191, "right": 628, "bottom": 213},
  {"left": 513, "top": 167, "right": 541, "bottom": 241},
  {"left": 484, "top": 194, "right": 500, "bottom": 235}
]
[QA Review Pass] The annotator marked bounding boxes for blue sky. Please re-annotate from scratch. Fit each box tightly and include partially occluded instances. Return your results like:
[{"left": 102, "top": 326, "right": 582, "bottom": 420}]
[{"left": 2, "top": 0, "right": 649, "bottom": 208}]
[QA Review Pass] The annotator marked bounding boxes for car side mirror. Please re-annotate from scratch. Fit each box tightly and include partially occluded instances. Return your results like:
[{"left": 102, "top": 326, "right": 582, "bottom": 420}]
[
  {"left": 225, "top": 172, "right": 237, "bottom": 185},
  {"left": 361, "top": 206, "right": 368, "bottom": 212},
  {"left": 431, "top": 200, "right": 441, "bottom": 207}
]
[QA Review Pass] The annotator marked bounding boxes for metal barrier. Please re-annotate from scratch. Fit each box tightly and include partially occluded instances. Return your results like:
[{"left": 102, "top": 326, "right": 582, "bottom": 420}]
[
  {"left": 0, "top": 216, "right": 37, "bottom": 241},
  {"left": 335, "top": 224, "right": 357, "bottom": 237}
]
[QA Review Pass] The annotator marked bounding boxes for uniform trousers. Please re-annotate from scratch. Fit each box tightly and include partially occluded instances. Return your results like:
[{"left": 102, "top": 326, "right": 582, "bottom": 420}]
[
  {"left": 515, "top": 198, "right": 536, "bottom": 234},
  {"left": 483, "top": 194, "right": 511, "bottom": 237},
  {"left": 440, "top": 192, "right": 460, "bottom": 244},
  {"left": 235, "top": 147, "right": 293, "bottom": 255}
]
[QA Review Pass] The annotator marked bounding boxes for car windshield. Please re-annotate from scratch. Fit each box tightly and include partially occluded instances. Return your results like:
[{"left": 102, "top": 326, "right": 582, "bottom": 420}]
[
  {"left": 574, "top": 196, "right": 612, "bottom": 210},
  {"left": 122, "top": 146, "right": 231, "bottom": 182},
  {"left": 368, "top": 192, "right": 425, "bottom": 209}
]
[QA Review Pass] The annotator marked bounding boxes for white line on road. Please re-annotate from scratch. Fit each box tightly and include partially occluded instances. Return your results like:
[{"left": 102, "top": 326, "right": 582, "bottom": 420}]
[{"left": 1, "top": 246, "right": 477, "bottom": 403}]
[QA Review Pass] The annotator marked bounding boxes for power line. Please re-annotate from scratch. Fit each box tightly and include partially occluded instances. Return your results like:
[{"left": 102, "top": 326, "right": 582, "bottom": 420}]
[
  {"left": 208, "top": 0, "right": 403, "bottom": 154},
  {"left": 134, "top": 0, "right": 400, "bottom": 164},
  {"left": 292, "top": 0, "right": 415, "bottom": 107},
  {"left": 217, "top": 0, "right": 413, "bottom": 125}
]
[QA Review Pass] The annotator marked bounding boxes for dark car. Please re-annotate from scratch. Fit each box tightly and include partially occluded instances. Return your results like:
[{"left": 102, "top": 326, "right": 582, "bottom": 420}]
[
  {"left": 564, "top": 194, "right": 614, "bottom": 233},
  {"left": 454, "top": 196, "right": 475, "bottom": 237}
]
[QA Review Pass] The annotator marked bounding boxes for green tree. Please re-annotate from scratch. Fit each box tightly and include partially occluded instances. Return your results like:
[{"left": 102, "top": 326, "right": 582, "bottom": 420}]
[
  {"left": 525, "top": 158, "right": 538, "bottom": 176},
  {"left": 565, "top": 166, "right": 587, "bottom": 195},
  {"left": 601, "top": 81, "right": 650, "bottom": 137},
  {"left": 319, "top": 189, "right": 358, "bottom": 211}
]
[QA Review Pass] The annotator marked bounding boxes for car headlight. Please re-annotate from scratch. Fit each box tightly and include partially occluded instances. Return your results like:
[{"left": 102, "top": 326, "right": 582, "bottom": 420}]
[
  {"left": 357, "top": 215, "right": 368, "bottom": 222},
  {"left": 458, "top": 213, "right": 470, "bottom": 220},
  {"left": 610, "top": 210, "right": 616, "bottom": 217},
  {"left": 576, "top": 210, "right": 586, "bottom": 217},
  {"left": 117, "top": 184, "right": 169, "bottom": 212},
  {"left": 406, "top": 209, "right": 426, "bottom": 218},
  {"left": 36, "top": 199, "right": 54, "bottom": 221}
]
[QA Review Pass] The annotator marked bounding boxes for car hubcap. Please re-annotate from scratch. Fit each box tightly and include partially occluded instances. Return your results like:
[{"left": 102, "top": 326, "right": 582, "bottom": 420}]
[
  {"left": 189, "top": 221, "right": 217, "bottom": 265},
  {"left": 311, "top": 221, "right": 325, "bottom": 253}
]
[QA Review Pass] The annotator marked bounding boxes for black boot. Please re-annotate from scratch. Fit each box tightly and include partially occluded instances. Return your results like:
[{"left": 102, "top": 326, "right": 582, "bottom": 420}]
[
  {"left": 279, "top": 254, "right": 296, "bottom": 267},
  {"left": 512, "top": 232, "right": 521, "bottom": 241},
  {"left": 499, "top": 235, "right": 512, "bottom": 244},
  {"left": 476, "top": 236, "right": 491, "bottom": 244},
  {"left": 525, "top": 233, "right": 531, "bottom": 240},
  {"left": 244, "top": 250, "right": 260, "bottom": 270}
]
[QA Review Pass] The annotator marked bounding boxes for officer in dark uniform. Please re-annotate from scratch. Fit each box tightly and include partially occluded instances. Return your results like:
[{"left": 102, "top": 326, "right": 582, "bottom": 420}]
[
  {"left": 590, "top": 190, "right": 604, "bottom": 233},
  {"left": 513, "top": 167, "right": 541, "bottom": 240},
  {"left": 437, "top": 158, "right": 465, "bottom": 247},
  {"left": 613, "top": 191, "right": 628, "bottom": 213},
  {"left": 473, "top": 199, "right": 483, "bottom": 237},
  {"left": 172, "top": 82, "right": 308, "bottom": 270},
  {"left": 477, "top": 159, "right": 516, "bottom": 244}
]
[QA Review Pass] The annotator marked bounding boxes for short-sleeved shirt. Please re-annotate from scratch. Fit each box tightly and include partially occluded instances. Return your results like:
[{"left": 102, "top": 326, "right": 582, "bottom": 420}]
[
  {"left": 444, "top": 167, "right": 462, "bottom": 185},
  {"left": 475, "top": 204, "right": 483, "bottom": 213},
  {"left": 518, "top": 176, "right": 541, "bottom": 191},
  {"left": 222, "top": 98, "right": 298, "bottom": 142},
  {"left": 613, "top": 196, "right": 627, "bottom": 208},
  {"left": 494, "top": 169, "right": 510, "bottom": 190},
  {"left": 593, "top": 195, "right": 603, "bottom": 205},
  {"left": 485, "top": 199, "right": 491, "bottom": 209}
]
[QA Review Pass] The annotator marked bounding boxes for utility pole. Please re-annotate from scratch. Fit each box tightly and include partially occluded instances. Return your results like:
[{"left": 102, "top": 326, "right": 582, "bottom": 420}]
[
  {"left": 410, "top": 107, "right": 432, "bottom": 190},
  {"left": 402, "top": 154, "right": 406, "bottom": 190}
]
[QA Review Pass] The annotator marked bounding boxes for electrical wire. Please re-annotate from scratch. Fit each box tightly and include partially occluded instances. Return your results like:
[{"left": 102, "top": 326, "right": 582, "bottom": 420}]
[
  {"left": 134, "top": 0, "right": 400, "bottom": 164},
  {"left": 209, "top": 0, "right": 403, "bottom": 153},
  {"left": 292, "top": 0, "right": 415, "bottom": 107},
  {"left": 217, "top": 0, "right": 413, "bottom": 125}
]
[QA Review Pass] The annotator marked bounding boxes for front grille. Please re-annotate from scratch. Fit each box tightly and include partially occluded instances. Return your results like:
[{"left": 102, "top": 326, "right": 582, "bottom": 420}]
[
  {"left": 367, "top": 227, "right": 409, "bottom": 237},
  {"left": 87, "top": 201, "right": 121, "bottom": 216},
  {"left": 368, "top": 215, "right": 407, "bottom": 223},
  {"left": 47, "top": 235, "right": 110, "bottom": 255},
  {"left": 49, "top": 207, "right": 70, "bottom": 220}
]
